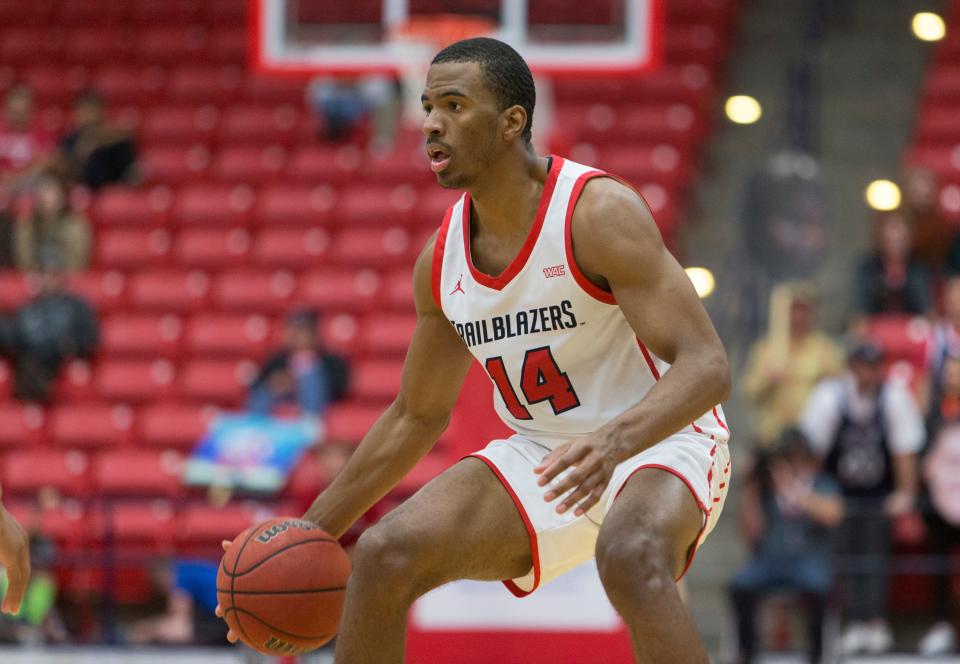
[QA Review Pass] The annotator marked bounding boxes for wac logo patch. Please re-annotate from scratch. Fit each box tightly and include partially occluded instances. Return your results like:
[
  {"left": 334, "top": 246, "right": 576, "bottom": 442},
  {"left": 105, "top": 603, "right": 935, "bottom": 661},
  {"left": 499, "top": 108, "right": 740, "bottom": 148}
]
[
  {"left": 543, "top": 264, "right": 566, "bottom": 278},
  {"left": 256, "top": 519, "right": 318, "bottom": 544}
]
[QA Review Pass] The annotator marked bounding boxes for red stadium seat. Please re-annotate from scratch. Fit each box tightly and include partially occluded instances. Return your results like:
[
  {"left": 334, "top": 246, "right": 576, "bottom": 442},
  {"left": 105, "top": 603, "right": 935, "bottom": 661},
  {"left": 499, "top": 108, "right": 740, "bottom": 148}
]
[
  {"left": 64, "top": 28, "right": 130, "bottom": 65},
  {"left": 136, "top": 26, "right": 208, "bottom": 65},
  {"left": 140, "top": 402, "right": 213, "bottom": 451},
  {"left": 2, "top": 450, "right": 90, "bottom": 497},
  {"left": 0, "top": 28, "right": 60, "bottom": 66},
  {"left": 324, "top": 401, "right": 384, "bottom": 444},
  {"left": 0, "top": 403, "right": 46, "bottom": 448},
  {"left": 321, "top": 313, "right": 361, "bottom": 356},
  {"left": 89, "top": 501, "right": 176, "bottom": 554},
  {"left": 381, "top": 267, "right": 415, "bottom": 310},
  {"left": 128, "top": 270, "right": 211, "bottom": 313},
  {"left": 298, "top": 268, "right": 382, "bottom": 313},
  {"left": 257, "top": 184, "right": 336, "bottom": 227},
  {"left": 205, "top": 0, "right": 248, "bottom": 26},
  {"left": 22, "top": 66, "right": 87, "bottom": 106},
  {"left": 866, "top": 315, "right": 931, "bottom": 368},
  {"left": 173, "top": 228, "right": 252, "bottom": 269},
  {"left": 331, "top": 227, "right": 414, "bottom": 267},
  {"left": 0, "top": 1, "right": 54, "bottom": 27},
  {"left": 175, "top": 502, "right": 265, "bottom": 554},
  {"left": 416, "top": 187, "right": 461, "bottom": 223},
  {"left": 173, "top": 184, "right": 254, "bottom": 227},
  {"left": 241, "top": 75, "right": 307, "bottom": 105},
  {"left": 218, "top": 105, "right": 301, "bottom": 145},
  {"left": 0, "top": 360, "right": 10, "bottom": 400},
  {"left": 6, "top": 500, "right": 86, "bottom": 551},
  {"left": 251, "top": 227, "right": 331, "bottom": 268},
  {"left": 92, "top": 450, "right": 185, "bottom": 499},
  {"left": 664, "top": 24, "right": 727, "bottom": 68},
  {"left": 178, "top": 359, "right": 254, "bottom": 405},
  {"left": 0, "top": 272, "right": 31, "bottom": 312},
  {"left": 207, "top": 28, "right": 247, "bottom": 64},
  {"left": 91, "top": 186, "right": 172, "bottom": 227},
  {"left": 166, "top": 65, "right": 242, "bottom": 104},
  {"left": 351, "top": 359, "right": 404, "bottom": 402},
  {"left": 95, "top": 360, "right": 177, "bottom": 403},
  {"left": 597, "top": 144, "right": 695, "bottom": 190},
  {"left": 365, "top": 148, "right": 434, "bottom": 186},
  {"left": 130, "top": 0, "right": 201, "bottom": 24},
  {"left": 211, "top": 269, "right": 296, "bottom": 313},
  {"left": 337, "top": 184, "right": 419, "bottom": 226},
  {"left": 55, "top": 359, "right": 96, "bottom": 401},
  {"left": 209, "top": 145, "right": 287, "bottom": 184},
  {"left": 288, "top": 145, "right": 363, "bottom": 186},
  {"left": 49, "top": 403, "right": 136, "bottom": 449},
  {"left": 360, "top": 313, "right": 417, "bottom": 357},
  {"left": 96, "top": 228, "right": 171, "bottom": 268},
  {"left": 67, "top": 270, "right": 127, "bottom": 312},
  {"left": 140, "top": 105, "right": 220, "bottom": 146},
  {"left": 924, "top": 66, "right": 960, "bottom": 105},
  {"left": 100, "top": 314, "right": 183, "bottom": 359},
  {"left": 58, "top": 0, "right": 126, "bottom": 25},
  {"left": 184, "top": 314, "right": 272, "bottom": 359},
  {"left": 282, "top": 454, "right": 326, "bottom": 503},
  {"left": 141, "top": 145, "right": 210, "bottom": 184}
]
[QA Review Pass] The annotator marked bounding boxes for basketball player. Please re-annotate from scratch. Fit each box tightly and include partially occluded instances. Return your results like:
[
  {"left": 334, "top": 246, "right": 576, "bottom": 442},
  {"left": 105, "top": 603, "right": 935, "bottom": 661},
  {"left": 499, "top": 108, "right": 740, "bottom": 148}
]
[
  {"left": 0, "top": 484, "right": 30, "bottom": 615},
  {"left": 217, "top": 38, "right": 731, "bottom": 663}
]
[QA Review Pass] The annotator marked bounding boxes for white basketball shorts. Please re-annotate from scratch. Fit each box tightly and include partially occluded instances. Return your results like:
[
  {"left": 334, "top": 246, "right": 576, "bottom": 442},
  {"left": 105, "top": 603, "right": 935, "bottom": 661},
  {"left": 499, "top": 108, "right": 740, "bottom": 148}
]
[{"left": 467, "top": 430, "right": 731, "bottom": 597}]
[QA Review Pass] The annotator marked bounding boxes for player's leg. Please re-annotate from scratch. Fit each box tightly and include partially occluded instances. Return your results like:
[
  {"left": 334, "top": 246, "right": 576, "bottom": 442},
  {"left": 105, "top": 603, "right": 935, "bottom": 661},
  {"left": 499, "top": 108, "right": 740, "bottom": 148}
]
[
  {"left": 595, "top": 468, "right": 708, "bottom": 664},
  {"left": 334, "top": 456, "right": 531, "bottom": 664}
]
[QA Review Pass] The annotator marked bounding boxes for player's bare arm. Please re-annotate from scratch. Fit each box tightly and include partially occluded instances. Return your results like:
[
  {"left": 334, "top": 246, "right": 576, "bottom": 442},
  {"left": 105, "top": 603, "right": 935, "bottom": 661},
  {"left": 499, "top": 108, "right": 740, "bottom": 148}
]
[
  {"left": 536, "top": 177, "right": 731, "bottom": 515},
  {"left": 301, "top": 233, "right": 475, "bottom": 536},
  {"left": 0, "top": 483, "right": 30, "bottom": 615}
]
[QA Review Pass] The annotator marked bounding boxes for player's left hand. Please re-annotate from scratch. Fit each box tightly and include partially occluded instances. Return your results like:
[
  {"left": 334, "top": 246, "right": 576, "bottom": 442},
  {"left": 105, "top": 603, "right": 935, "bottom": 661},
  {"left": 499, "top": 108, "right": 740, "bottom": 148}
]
[
  {"left": 534, "top": 437, "right": 619, "bottom": 516},
  {"left": 214, "top": 539, "right": 240, "bottom": 644}
]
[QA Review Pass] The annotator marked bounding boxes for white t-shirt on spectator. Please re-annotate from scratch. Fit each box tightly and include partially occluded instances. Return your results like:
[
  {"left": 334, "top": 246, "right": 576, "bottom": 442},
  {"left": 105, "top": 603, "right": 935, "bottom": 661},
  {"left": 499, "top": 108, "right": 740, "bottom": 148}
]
[{"left": 799, "top": 374, "right": 924, "bottom": 457}]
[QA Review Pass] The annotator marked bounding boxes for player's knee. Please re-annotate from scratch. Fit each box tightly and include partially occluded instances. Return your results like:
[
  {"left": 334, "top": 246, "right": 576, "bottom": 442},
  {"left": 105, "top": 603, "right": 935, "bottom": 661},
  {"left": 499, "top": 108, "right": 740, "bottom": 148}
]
[
  {"left": 352, "top": 522, "right": 429, "bottom": 592},
  {"left": 596, "top": 528, "right": 675, "bottom": 600}
]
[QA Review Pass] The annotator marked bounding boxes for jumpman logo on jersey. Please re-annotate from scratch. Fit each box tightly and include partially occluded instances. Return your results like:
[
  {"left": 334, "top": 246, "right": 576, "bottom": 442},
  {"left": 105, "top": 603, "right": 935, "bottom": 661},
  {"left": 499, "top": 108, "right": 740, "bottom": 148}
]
[{"left": 450, "top": 274, "right": 466, "bottom": 295}]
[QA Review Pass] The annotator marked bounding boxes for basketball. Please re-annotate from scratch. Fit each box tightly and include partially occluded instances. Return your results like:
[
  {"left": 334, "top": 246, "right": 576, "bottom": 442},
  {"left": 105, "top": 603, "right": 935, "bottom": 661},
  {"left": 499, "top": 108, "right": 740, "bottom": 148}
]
[{"left": 216, "top": 517, "right": 351, "bottom": 656}]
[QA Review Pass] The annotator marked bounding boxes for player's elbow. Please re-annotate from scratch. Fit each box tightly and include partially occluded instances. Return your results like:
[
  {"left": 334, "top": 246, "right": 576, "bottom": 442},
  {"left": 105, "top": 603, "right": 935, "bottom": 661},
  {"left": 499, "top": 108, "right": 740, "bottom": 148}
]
[
  {"left": 704, "top": 348, "right": 731, "bottom": 404},
  {"left": 390, "top": 394, "right": 452, "bottom": 440}
]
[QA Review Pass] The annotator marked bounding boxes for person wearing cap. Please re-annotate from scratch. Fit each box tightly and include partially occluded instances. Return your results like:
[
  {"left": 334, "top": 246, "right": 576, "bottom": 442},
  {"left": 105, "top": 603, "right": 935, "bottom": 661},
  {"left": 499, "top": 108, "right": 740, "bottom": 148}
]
[
  {"left": 729, "top": 428, "right": 843, "bottom": 664},
  {"left": 247, "top": 309, "right": 349, "bottom": 418},
  {"left": 1, "top": 247, "right": 99, "bottom": 401},
  {"left": 799, "top": 341, "right": 924, "bottom": 655}
]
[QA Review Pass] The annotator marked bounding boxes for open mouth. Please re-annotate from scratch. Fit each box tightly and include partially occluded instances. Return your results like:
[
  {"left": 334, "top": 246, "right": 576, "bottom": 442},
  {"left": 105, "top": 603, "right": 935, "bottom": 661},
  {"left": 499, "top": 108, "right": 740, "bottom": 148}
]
[{"left": 427, "top": 144, "right": 452, "bottom": 173}]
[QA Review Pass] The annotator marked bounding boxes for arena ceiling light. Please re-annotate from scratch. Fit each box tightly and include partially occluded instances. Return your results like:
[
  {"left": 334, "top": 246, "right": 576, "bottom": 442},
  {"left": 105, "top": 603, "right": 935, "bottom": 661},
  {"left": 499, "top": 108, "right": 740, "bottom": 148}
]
[
  {"left": 865, "top": 180, "right": 902, "bottom": 211},
  {"left": 724, "top": 95, "right": 762, "bottom": 125},
  {"left": 912, "top": 12, "right": 946, "bottom": 42},
  {"left": 684, "top": 267, "right": 715, "bottom": 299}
]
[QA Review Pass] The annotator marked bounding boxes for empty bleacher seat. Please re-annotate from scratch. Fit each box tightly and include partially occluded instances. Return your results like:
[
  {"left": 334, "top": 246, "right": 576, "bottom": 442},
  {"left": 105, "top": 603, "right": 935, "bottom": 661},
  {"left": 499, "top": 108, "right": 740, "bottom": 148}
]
[
  {"left": 166, "top": 65, "right": 242, "bottom": 104},
  {"left": 209, "top": 145, "right": 287, "bottom": 183},
  {"left": 96, "top": 228, "right": 171, "bottom": 268},
  {"left": 218, "top": 105, "right": 301, "bottom": 145},
  {"left": 128, "top": 270, "right": 210, "bottom": 313},
  {"left": 211, "top": 269, "right": 296, "bottom": 313},
  {"left": 140, "top": 105, "right": 220, "bottom": 146},
  {"left": 0, "top": 403, "right": 46, "bottom": 449},
  {"left": 95, "top": 361, "right": 176, "bottom": 403},
  {"left": 141, "top": 145, "right": 210, "bottom": 184},
  {"left": 91, "top": 186, "right": 172, "bottom": 227},
  {"left": 2, "top": 449, "right": 90, "bottom": 497},
  {"left": 92, "top": 450, "right": 184, "bottom": 499},
  {"left": 184, "top": 314, "right": 272, "bottom": 358},
  {"left": 173, "top": 228, "right": 252, "bottom": 268},
  {"left": 324, "top": 401, "right": 384, "bottom": 444},
  {"left": 139, "top": 402, "right": 213, "bottom": 451},
  {"left": 332, "top": 227, "right": 415, "bottom": 267},
  {"left": 251, "top": 228, "right": 331, "bottom": 268},
  {"left": 173, "top": 184, "right": 254, "bottom": 227},
  {"left": 257, "top": 184, "right": 336, "bottom": 227},
  {"left": 361, "top": 313, "right": 417, "bottom": 357},
  {"left": 178, "top": 359, "right": 253, "bottom": 405},
  {"left": 298, "top": 268, "right": 382, "bottom": 312},
  {"left": 49, "top": 402, "right": 136, "bottom": 448},
  {"left": 100, "top": 314, "right": 183, "bottom": 359},
  {"left": 351, "top": 359, "right": 404, "bottom": 402},
  {"left": 67, "top": 270, "right": 127, "bottom": 312},
  {"left": 136, "top": 26, "right": 208, "bottom": 65}
]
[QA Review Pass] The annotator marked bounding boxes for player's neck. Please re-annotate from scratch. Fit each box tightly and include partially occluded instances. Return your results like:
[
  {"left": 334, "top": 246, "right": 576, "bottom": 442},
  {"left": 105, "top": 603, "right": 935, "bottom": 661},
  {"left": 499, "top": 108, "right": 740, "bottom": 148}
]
[{"left": 468, "top": 150, "right": 547, "bottom": 237}]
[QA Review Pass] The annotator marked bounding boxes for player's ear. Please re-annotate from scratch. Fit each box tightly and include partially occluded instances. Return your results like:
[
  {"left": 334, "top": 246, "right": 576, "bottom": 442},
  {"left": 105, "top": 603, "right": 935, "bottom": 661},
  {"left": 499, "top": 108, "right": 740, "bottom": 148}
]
[{"left": 502, "top": 104, "right": 527, "bottom": 142}]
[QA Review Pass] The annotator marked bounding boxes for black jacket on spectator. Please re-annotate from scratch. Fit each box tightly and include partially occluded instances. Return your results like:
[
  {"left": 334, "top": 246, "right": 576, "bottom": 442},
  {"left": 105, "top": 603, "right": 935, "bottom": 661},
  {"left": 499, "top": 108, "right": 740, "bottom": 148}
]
[
  {"left": 855, "top": 254, "right": 931, "bottom": 315},
  {"left": 251, "top": 350, "right": 350, "bottom": 402}
]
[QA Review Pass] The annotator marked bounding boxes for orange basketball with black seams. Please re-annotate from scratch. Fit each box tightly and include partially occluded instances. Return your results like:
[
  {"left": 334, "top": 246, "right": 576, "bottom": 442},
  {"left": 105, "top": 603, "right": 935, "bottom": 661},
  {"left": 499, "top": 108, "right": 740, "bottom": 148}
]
[{"left": 217, "top": 517, "right": 351, "bottom": 656}]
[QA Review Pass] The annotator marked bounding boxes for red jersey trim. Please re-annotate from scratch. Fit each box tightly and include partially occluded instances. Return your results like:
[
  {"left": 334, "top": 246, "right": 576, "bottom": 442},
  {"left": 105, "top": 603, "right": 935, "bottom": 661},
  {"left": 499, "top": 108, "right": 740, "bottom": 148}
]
[
  {"left": 462, "top": 156, "right": 563, "bottom": 291},
  {"left": 613, "top": 463, "right": 708, "bottom": 582},
  {"left": 467, "top": 454, "right": 541, "bottom": 598},
  {"left": 431, "top": 205, "right": 456, "bottom": 308},
  {"left": 564, "top": 170, "right": 618, "bottom": 305}
]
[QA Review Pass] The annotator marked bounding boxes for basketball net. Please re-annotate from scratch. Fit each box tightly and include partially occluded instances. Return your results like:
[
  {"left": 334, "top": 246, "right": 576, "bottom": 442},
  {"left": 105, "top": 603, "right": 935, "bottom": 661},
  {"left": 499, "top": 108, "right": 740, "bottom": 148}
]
[{"left": 387, "top": 14, "right": 497, "bottom": 127}]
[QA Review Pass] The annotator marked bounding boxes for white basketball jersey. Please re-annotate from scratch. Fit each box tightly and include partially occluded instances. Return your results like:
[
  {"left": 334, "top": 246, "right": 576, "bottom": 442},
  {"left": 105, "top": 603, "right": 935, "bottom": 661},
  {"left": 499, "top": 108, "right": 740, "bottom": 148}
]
[{"left": 432, "top": 156, "right": 729, "bottom": 443}]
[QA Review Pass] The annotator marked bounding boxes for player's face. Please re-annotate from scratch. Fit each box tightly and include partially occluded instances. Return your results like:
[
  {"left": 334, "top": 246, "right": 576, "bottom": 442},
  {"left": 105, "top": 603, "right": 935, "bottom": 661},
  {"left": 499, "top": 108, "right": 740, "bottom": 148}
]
[{"left": 421, "top": 62, "right": 502, "bottom": 189}]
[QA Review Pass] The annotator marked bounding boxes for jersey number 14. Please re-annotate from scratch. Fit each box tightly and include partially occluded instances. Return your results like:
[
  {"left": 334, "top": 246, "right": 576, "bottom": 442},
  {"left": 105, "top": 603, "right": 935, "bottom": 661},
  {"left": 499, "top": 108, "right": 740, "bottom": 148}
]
[{"left": 485, "top": 346, "right": 580, "bottom": 419}]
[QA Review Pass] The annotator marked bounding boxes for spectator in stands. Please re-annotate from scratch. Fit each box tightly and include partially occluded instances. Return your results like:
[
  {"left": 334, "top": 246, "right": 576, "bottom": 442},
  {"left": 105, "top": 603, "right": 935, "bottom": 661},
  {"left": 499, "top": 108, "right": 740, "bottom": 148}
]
[
  {"left": 307, "top": 75, "right": 400, "bottom": 148},
  {"left": 0, "top": 85, "right": 55, "bottom": 197},
  {"left": 248, "top": 309, "right": 349, "bottom": 418},
  {"left": 13, "top": 174, "right": 90, "bottom": 273},
  {"left": 855, "top": 212, "right": 932, "bottom": 316},
  {"left": 902, "top": 167, "right": 950, "bottom": 270},
  {"left": 799, "top": 340, "right": 924, "bottom": 655},
  {"left": 55, "top": 90, "right": 138, "bottom": 191},
  {"left": 128, "top": 558, "right": 224, "bottom": 646},
  {"left": 729, "top": 428, "right": 843, "bottom": 664},
  {"left": 3, "top": 248, "right": 99, "bottom": 401},
  {"left": 917, "top": 423, "right": 960, "bottom": 655},
  {"left": 926, "top": 276, "right": 960, "bottom": 409},
  {"left": 742, "top": 283, "right": 844, "bottom": 449}
]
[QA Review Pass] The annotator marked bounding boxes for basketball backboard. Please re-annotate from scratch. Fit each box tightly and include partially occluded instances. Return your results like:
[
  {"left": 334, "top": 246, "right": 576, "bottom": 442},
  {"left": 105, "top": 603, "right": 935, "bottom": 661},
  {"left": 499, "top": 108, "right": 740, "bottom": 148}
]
[{"left": 251, "top": 0, "right": 662, "bottom": 76}]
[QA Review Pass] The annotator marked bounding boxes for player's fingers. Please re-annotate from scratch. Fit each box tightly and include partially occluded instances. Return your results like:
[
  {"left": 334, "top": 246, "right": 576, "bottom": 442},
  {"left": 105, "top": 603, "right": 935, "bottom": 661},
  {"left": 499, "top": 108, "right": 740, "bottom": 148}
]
[
  {"left": 537, "top": 445, "right": 589, "bottom": 487},
  {"left": 543, "top": 452, "right": 598, "bottom": 499},
  {"left": 227, "top": 629, "right": 238, "bottom": 644},
  {"left": 533, "top": 443, "right": 570, "bottom": 475},
  {"left": 2, "top": 564, "right": 26, "bottom": 615},
  {"left": 557, "top": 472, "right": 605, "bottom": 514},
  {"left": 221, "top": 539, "right": 232, "bottom": 551},
  {"left": 214, "top": 604, "right": 223, "bottom": 618},
  {"left": 573, "top": 483, "right": 608, "bottom": 517}
]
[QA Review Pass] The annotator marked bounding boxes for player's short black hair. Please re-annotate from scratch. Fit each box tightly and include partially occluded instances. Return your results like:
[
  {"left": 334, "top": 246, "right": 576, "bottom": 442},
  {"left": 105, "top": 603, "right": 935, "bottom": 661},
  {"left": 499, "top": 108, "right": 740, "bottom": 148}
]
[{"left": 431, "top": 37, "right": 536, "bottom": 144}]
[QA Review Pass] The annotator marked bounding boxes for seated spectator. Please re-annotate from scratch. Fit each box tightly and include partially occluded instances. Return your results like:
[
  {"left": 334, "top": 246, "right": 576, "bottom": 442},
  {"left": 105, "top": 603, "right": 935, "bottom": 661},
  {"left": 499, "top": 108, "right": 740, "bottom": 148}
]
[
  {"left": 799, "top": 340, "right": 924, "bottom": 655},
  {"left": 307, "top": 75, "right": 400, "bottom": 148},
  {"left": 13, "top": 174, "right": 90, "bottom": 272},
  {"left": 742, "top": 283, "right": 844, "bottom": 449},
  {"left": 926, "top": 276, "right": 960, "bottom": 410},
  {"left": 55, "top": 90, "right": 137, "bottom": 191},
  {"left": 127, "top": 557, "right": 224, "bottom": 646},
  {"left": 248, "top": 309, "right": 349, "bottom": 418},
  {"left": 0, "top": 85, "right": 55, "bottom": 197},
  {"left": 901, "top": 167, "right": 950, "bottom": 270},
  {"left": 917, "top": 424, "right": 960, "bottom": 655},
  {"left": 855, "top": 212, "right": 932, "bottom": 316},
  {"left": 729, "top": 428, "right": 843, "bottom": 664},
  {"left": 2, "top": 248, "right": 99, "bottom": 401}
]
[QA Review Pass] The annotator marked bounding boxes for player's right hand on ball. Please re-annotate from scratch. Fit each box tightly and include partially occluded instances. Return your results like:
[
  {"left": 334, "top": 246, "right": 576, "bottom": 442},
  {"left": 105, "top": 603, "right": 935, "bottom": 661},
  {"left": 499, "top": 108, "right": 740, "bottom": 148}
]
[{"left": 215, "top": 539, "right": 239, "bottom": 644}]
